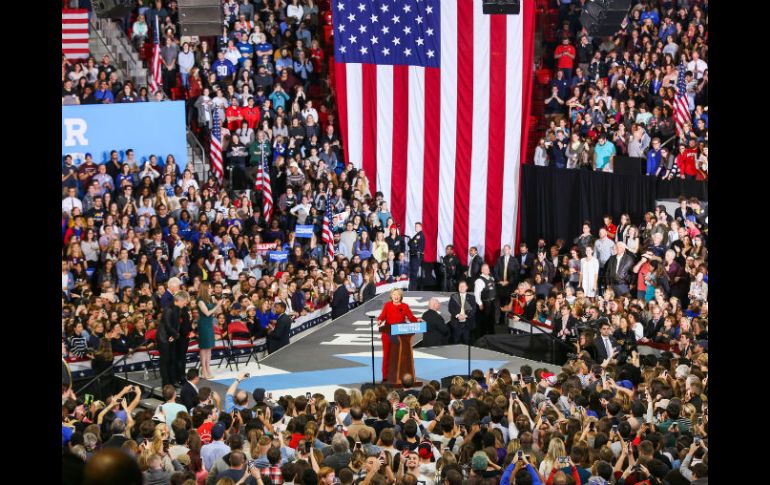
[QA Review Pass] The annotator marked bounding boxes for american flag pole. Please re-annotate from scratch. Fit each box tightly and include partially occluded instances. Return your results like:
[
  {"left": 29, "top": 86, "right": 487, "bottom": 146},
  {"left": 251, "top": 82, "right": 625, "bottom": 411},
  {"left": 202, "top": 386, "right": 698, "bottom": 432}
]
[
  {"left": 674, "top": 62, "right": 692, "bottom": 140},
  {"left": 149, "top": 14, "right": 162, "bottom": 94},
  {"left": 261, "top": 150, "right": 273, "bottom": 223},
  {"left": 322, "top": 197, "right": 335, "bottom": 261},
  {"left": 209, "top": 109, "right": 224, "bottom": 183}
]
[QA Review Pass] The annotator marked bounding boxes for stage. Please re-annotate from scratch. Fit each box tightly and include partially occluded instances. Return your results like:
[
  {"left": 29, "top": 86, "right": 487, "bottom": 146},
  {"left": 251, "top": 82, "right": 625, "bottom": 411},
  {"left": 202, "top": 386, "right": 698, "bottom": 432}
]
[{"left": 132, "top": 292, "right": 561, "bottom": 403}]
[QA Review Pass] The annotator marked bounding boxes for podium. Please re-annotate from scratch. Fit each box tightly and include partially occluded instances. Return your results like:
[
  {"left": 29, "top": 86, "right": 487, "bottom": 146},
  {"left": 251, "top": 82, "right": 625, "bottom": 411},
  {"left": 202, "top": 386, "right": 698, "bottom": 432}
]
[{"left": 385, "top": 322, "right": 426, "bottom": 386}]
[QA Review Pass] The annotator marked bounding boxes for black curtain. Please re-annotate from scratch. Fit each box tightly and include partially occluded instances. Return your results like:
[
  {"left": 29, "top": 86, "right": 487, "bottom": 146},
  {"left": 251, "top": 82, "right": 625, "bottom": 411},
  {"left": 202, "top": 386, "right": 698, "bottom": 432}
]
[{"left": 518, "top": 166, "right": 708, "bottom": 248}]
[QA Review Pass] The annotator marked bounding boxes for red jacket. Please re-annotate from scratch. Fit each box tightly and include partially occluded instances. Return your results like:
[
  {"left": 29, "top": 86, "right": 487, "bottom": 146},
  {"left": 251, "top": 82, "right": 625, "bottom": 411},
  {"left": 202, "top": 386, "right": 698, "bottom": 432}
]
[
  {"left": 680, "top": 148, "right": 698, "bottom": 176},
  {"left": 377, "top": 301, "right": 418, "bottom": 330},
  {"left": 226, "top": 105, "right": 244, "bottom": 131},
  {"left": 241, "top": 106, "right": 261, "bottom": 129}
]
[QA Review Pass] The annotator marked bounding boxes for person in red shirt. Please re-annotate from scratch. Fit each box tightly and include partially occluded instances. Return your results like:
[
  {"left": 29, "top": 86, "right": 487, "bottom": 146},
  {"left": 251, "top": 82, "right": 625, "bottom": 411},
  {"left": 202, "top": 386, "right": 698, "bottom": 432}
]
[
  {"left": 603, "top": 215, "right": 617, "bottom": 240},
  {"left": 225, "top": 98, "right": 244, "bottom": 131},
  {"left": 676, "top": 143, "right": 699, "bottom": 180},
  {"left": 554, "top": 37, "right": 576, "bottom": 80},
  {"left": 240, "top": 97, "right": 261, "bottom": 129},
  {"left": 376, "top": 288, "right": 418, "bottom": 382}
]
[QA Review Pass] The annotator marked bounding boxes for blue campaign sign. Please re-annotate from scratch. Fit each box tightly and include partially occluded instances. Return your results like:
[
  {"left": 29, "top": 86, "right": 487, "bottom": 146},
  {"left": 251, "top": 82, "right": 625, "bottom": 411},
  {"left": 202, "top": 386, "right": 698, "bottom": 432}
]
[
  {"left": 391, "top": 321, "right": 427, "bottom": 335},
  {"left": 295, "top": 225, "right": 315, "bottom": 238},
  {"left": 62, "top": 101, "right": 188, "bottom": 170},
  {"left": 268, "top": 251, "right": 289, "bottom": 262}
]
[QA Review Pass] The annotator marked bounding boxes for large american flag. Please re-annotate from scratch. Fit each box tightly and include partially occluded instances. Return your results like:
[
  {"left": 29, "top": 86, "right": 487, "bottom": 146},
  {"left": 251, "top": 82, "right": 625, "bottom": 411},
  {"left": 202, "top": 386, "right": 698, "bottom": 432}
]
[
  {"left": 333, "top": 0, "right": 535, "bottom": 265},
  {"left": 62, "top": 9, "right": 90, "bottom": 60},
  {"left": 332, "top": 0, "right": 535, "bottom": 263},
  {"left": 255, "top": 152, "right": 273, "bottom": 222},
  {"left": 149, "top": 15, "right": 162, "bottom": 94},
  {"left": 673, "top": 63, "right": 691, "bottom": 138},
  {"left": 210, "top": 109, "right": 224, "bottom": 182},
  {"left": 321, "top": 196, "right": 335, "bottom": 261}
]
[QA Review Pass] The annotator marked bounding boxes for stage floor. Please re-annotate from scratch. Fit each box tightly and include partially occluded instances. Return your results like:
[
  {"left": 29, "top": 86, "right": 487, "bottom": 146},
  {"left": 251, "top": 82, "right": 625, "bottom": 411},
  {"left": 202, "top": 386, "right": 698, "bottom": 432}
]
[{"left": 126, "top": 292, "right": 561, "bottom": 404}]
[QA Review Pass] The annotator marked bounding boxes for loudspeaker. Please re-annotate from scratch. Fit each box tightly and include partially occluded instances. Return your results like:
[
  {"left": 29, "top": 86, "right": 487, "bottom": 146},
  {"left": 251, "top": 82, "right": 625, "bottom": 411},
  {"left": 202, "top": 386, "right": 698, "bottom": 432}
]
[
  {"left": 482, "top": 0, "right": 521, "bottom": 15},
  {"left": 91, "top": 0, "right": 133, "bottom": 19},
  {"left": 580, "top": 0, "right": 631, "bottom": 37},
  {"left": 440, "top": 375, "right": 473, "bottom": 389},
  {"left": 179, "top": 0, "right": 225, "bottom": 36}
]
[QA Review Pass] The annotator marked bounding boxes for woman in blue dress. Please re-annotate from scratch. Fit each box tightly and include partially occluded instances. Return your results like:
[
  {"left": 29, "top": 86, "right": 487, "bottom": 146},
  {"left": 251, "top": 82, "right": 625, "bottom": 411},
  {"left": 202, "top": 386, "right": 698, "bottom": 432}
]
[{"left": 196, "top": 282, "right": 222, "bottom": 379}]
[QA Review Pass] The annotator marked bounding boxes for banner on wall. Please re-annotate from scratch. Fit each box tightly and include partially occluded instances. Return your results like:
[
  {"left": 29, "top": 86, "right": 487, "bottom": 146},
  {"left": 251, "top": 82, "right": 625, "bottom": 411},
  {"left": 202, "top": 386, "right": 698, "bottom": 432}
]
[{"left": 61, "top": 101, "right": 188, "bottom": 171}]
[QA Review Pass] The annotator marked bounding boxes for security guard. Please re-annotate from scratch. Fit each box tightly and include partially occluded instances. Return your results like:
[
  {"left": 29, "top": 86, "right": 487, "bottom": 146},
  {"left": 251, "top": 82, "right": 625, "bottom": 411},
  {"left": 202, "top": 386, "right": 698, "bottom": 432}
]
[
  {"left": 440, "top": 245, "right": 460, "bottom": 292},
  {"left": 408, "top": 222, "right": 425, "bottom": 290},
  {"left": 473, "top": 264, "right": 497, "bottom": 339}
]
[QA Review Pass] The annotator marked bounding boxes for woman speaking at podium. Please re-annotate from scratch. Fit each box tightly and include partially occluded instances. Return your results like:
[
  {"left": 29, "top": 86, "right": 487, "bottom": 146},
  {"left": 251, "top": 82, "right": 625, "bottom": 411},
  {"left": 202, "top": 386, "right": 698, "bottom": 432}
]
[{"left": 376, "top": 288, "right": 418, "bottom": 382}]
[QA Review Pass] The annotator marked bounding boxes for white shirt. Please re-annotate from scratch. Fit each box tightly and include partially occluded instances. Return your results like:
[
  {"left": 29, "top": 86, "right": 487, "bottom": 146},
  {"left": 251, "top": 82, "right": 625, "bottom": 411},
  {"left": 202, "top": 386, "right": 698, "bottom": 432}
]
[
  {"left": 473, "top": 275, "right": 491, "bottom": 306},
  {"left": 301, "top": 107, "right": 319, "bottom": 124},
  {"left": 62, "top": 196, "right": 83, "bottom": 214},
  {"left": 687, "top": 59, "right": 708, "bottom": 80},
  {"left": 602, "top": 336, "right": 613, "bottom": 358}
]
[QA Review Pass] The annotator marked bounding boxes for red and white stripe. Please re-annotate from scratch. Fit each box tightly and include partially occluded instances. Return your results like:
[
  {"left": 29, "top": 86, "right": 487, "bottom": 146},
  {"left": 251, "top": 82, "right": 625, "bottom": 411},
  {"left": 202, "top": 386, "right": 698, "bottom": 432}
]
[
  {"left": 62, "top": 9, "right": 90, "bottom": 60},
  {"left": 334, "top": 0, "right": 536, "bottom": 265},
  {"left": 209, "top": 136, "right": 223, "bottom": 181},
  {"left": 149, "top": 16, "right": 162, "bottom": 94},
  {"left": 674, "top": 95, "right": 691, "bottom": 138},
  {"left": 261, "top": 164, "right": 273, "bottom": 222}
]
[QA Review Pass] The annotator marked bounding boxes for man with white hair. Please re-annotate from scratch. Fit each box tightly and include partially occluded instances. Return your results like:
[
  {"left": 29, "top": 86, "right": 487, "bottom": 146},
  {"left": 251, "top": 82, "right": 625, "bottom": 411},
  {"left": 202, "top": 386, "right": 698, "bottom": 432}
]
[
  {"left": 160, "top": 277, "right": 183, "bottom": 309},
  {"left": 604, "top": 241, "right": 635, "bottom": 296},
  {"left": 419, "top": 298, "right": 450, "bottom": 347}
]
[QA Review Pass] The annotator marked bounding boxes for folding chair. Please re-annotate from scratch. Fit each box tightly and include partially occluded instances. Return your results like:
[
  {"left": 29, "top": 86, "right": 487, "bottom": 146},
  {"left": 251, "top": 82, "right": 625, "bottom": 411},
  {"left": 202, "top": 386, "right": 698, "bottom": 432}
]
[
  {"left": 223, "top": 321, "right": 261, "bottom": 371},
  {"left": 144, "top": 329, "right": 160, "bottom": 378}
]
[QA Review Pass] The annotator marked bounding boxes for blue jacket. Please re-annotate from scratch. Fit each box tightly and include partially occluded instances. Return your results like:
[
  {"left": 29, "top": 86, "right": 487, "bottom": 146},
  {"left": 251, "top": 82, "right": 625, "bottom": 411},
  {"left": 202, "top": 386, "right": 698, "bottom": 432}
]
[
  {"left": 116, "top": 259, "right": 137, "bottom": 288},
  {"left": 500, "top": 462, "right": 543, "bottom": 485},
  {"left": 646, "top": 148, "right": 662, "bottom": 175}
]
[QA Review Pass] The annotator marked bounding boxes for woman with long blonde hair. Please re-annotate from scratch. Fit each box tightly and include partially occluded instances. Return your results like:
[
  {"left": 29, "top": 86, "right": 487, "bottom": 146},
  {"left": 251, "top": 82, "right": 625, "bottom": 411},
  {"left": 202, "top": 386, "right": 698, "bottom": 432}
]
[{"left": 539, "top": 437, "right": 567, "bottom": 478}]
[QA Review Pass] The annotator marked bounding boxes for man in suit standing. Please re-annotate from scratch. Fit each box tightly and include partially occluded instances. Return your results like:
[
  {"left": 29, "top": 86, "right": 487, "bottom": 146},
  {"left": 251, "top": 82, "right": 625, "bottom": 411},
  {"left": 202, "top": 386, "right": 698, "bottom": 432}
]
[
  {"left": 331, "top": 275, "right": 349, "bottom": 319},
  {"left": 180, "top": 368, "right": 201, "bottom": 411},
  {"left": 473, "top": 264, "right": 497, "bottom": 339},
  {"left": 408, "top": 222, "right": 425, "bottom": 290},
  {"left": 157, "top": 291, "right": 190, "bottom": 387},
  {"left": 595, "top": 320, "right": 618, "bottom": 363},
  {"left": 448, "top": 280, "right": 477, "bottom": 345},
  {"left": 174, "top": 294, "right": 193, "bottom": 385},
  {"left": 420, "top": 298, "right": 450, "bottom": 347},
  {"left": 466, "top": 246, "right": 483, "bottom": 286},
  {"left": 516, "top": 243, "right": 536, "bottom": 281},
  {"left": 267, "top": 301, "right": 292, "bottom": 354},
  {"left": 605, "top": 242, "right": 636, "bottom": 296},
  {"left": 440, "top": 245, "right": 460, "bottom": 292},
  {"left": 494, "top": 244, "right": 519, "bottom": 325}
]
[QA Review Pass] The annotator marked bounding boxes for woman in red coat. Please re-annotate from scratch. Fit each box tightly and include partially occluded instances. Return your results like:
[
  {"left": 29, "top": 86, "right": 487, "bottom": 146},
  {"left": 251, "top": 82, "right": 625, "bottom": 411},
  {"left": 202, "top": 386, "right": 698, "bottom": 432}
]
[{"left": 376, "top": 288, "right": 418, "bottom": 382}]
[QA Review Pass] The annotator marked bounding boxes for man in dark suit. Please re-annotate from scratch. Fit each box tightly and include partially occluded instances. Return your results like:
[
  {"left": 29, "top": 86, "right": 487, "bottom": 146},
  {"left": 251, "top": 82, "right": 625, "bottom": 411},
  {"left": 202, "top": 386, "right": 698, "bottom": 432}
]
[
  {"left": 595, "top": 320, "right": 618, "bottom": 363},
  {"left": 331, "top": 275, "right": 349, "bottom": 319},
  {"left": 448, "top": 280, "right": 477, "bottom": 345},
  {"left": 516, "top": 242, "right": 536, "bottom": 281},
  {"left": 174, "top": 295, "right": 193, "bottom": 385},
  {"left": 180, "top": 368, "right": 201, "bottom": 411},
  {"left": 604, "top": 242, "right": 636, "bottom": 296},
  {"left": 157, "top": 291, "right": 189, "bottom": 387},
  {"left": 466, "top": 246, "right": 483, "bottom": 286},
  {"left": 493, "top": 244, "right": 519, "bottom": 297},
  {"left": 552, "top": 304, "right": 579, "bottom": 342},
  {"left": 420, "top": 297, "right": 450, "bottom": 347},
  {"left": 440, "top": 245, "right": 461, "bottom": 292},
  {"left": 408, "top": 222, "right": 425, "bottom": 290},
  {"left": 267, "top": 301, "right": 292, "bottom": 354}
]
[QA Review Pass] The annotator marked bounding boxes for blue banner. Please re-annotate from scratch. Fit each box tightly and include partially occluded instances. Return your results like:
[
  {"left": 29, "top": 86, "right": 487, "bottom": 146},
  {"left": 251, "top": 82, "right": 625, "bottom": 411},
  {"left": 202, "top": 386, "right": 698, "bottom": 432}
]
[
  {"left": 295, "top": 225, "right": 315, "bottom": 238},
  {"left": 62, "top": 101, "right": 188, "bottom": 171},
  {"left": 391, "top": 321, "right": 427, "bottom": 335},
  {"left": 268, "top": 251, "right": 289, "bottom": 262}
]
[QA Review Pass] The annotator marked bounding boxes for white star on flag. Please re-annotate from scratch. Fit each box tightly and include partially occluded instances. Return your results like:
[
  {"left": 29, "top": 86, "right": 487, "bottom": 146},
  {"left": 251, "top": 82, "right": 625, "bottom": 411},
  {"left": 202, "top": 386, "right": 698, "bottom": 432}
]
[
  {"left": 382, "top": 26, "right": 390, "bottom": 34},
  {"left": 340, "top": 46, "right": 347, "bottom": 53},
  {"left": 349, "top": 35, "right": 357, "bottom": 43},
  {"left": 358, "top": 3, "right": 366, "bottom": 12},
  {"left": 426, "top": 6, "right": 433, "bottom": 14},
  {"left": 359, "top": 24, "right": 367, "bottom": 33},
  {"left": 426, "top": 28, "right": 434, "bottom": 36},
  {"left": 403, "top": 5, "right": 411, "bottom": 13},
  {"left": 337, "top": 3, "right": 344, "bottom": 10},
  {"left": 380, "top": 4, "right": 388, "bottom": 12},
  {"left": 382, "top": 47, "right": 390, "bottom": 55},
  {"left": 403, "top": 26, "right": 411, "bottom": 34},
  {"left": 371, "top": 36, "right": 379, "bottom": 44},
  {"left": 370, "top": 14, "right": 378, "bottom": 22},
  {"left": 339, "top": 24, "right": 346, "bottom": 32},
  {"left": 416, "top": 15, "right": 423, "bottom": 24},
  {"left": 404, "top": 48, "right": 412, "bottom": 56},
  {"left": 347, "top": 13, "right": 356, "bottom": 22},
  {"left": 392, "top": 15, "right": 400, "bottom": 23},
  {"left": 427, "top": 49, "right": 435, "bottom": 58},
  {"left": 393, "top": 37, "right": 400, "bottom": 45},
  {"left": 416, "top": 37, "right": 424, "bottom": 46},
  {"left": 360, "top": 46, "right": 368, "bottom": 54}
]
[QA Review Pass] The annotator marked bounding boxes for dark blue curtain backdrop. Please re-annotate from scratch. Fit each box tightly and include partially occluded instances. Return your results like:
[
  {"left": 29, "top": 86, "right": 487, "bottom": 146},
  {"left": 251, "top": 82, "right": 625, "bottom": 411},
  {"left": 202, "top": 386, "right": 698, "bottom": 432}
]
[{"left": 518, "top": 165, "right": 708, "bottom": 248}]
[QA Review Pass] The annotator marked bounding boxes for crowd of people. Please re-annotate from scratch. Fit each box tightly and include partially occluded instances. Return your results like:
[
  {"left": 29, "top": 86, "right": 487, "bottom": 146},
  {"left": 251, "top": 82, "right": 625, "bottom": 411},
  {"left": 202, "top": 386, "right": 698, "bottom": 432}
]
[
  {"left": 62, "top": 1, "right": 709, "bottom": 483},
  {"left": 535, "top": 0, "right": 707, "bottom": 179}
]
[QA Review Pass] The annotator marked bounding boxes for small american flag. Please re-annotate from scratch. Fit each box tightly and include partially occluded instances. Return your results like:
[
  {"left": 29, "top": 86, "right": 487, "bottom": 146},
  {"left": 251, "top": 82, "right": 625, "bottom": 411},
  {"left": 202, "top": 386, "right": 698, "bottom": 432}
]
[
  {"left": 61, "top": 9, "right": 90, "bottom": 60},
  {"left": 210, "top": 109, "right": 224, "bottom": 182},
  {"left": 260, "top": 154, "right": 273, "bottom": 222},
  {"left": 674, "top": 63, "right": 691, "bottom": 138},
  {"left": 321, "top": 196, "right": 335, "bottom": 261},
  {"left": 149, "top": 15, "right": 162, "bottom": 94}
]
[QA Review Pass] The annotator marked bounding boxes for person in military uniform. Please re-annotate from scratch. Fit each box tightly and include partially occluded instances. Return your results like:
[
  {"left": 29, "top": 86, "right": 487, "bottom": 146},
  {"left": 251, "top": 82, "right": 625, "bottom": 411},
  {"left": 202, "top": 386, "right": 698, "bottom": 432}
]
[
  {"left": 440, "top": 244, "right": 460, "bottom": 292},
  {"left": 473, "top": 264, "right": 497, "bottom": 339},
  {"left": 408, "top": 222, "right": 425, "bottom": 290}
]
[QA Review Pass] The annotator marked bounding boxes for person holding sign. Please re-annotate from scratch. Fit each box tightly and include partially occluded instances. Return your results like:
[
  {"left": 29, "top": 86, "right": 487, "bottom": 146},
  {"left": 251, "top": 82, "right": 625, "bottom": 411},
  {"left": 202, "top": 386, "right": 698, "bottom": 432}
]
[{"left": 376, "top": 288, "right": 418, "bottom": 383}]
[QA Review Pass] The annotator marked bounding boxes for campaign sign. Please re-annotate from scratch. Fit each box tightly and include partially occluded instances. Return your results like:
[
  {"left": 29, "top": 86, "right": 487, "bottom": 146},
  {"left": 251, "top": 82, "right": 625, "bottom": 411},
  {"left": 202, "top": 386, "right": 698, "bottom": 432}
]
[
  {"left": 62, "top": 101, "right": 188, "bottom": 170},
  {"left": 295, "top": 225, "right": 315, "bottom": 238},
  {"left": 391, "top": 321, "right": 427, "bottom": 335},
  {"left": 268, "top": 251, "right": 289, "bottom": 262}
]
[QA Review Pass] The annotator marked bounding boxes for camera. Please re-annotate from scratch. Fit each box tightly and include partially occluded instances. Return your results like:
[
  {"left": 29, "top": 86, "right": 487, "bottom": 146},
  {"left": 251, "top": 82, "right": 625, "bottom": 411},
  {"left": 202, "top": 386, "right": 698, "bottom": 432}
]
[
  {"left": 306, "top": 441, "right": 312, "bottom": 453},
  {"left": 510, "top": 391, "right": 517, "bottom": 401},
  {"left": 306, "top": 392, "right": 312, "bottom": 399},
  {"left": 694, "top": 436, "right": 701, "bottom": 445}
]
